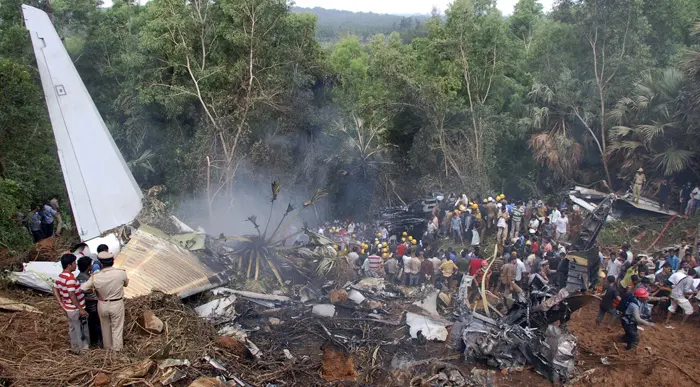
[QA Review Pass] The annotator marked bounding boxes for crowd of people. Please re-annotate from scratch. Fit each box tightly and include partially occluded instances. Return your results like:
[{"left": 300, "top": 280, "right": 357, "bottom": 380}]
[
  {"left": 321, "top": 193, "right": 700, "bottom": 353},
  {"left": 53, "top": 244, "right": 129, "bottom": 354},
  {"left": 596, "top": 242, "right": 700, "bottom": 350}
]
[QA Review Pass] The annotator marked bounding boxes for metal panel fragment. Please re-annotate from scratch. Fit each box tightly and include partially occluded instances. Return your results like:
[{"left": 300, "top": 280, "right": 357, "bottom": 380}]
[{"left": 114, "top": 228, "right": 232, "bottom": 298}]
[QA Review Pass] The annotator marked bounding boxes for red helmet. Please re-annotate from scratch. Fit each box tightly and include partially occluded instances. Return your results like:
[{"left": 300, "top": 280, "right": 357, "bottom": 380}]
[
  {"left": 481, "top": 260, "right": 489, "bottom": 267},
  {"left": 634, "top": 288, "right": 649, "bottom": 298}
]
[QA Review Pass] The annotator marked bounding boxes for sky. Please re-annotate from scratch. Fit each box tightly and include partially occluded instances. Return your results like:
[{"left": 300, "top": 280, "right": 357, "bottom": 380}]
[{"left": 293, "top": 0, "right": 555, "bottom": 16}]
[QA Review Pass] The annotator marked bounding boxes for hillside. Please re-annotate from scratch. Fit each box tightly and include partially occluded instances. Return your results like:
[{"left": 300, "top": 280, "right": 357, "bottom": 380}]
[{"left": 291, "top": 6, "right": 428, "bottom": 42}]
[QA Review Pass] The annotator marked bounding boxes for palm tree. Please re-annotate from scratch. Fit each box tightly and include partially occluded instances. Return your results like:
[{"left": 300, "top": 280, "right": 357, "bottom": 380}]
[
  {"left": 682, "top": 22, "right": 700, "bottom": 111},
  {"left": 527, "top": 69, "right": 588, "bottom": 180},
  {"left": 327, "top": 114, "right": 393, "bottom": 179},
  {"left": 608, "top": 69, "right": 696, "bottom": 177}
]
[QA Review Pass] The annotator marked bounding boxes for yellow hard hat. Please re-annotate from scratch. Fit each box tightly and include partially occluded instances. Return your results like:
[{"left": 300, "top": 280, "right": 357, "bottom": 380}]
[
  {"left": 402, "top": 231, "right": 408, "bottom": 236},
  {"left": 483, "top": 199, "right": 488, "bottom": 203},
  {"left": 459, "top": 205, "right": 466, "bottom": 211},
  {"left": 383, "top": 247, "right": 389, "bottom": 253},
  {"left": 471, "top": 203, "right": 478, "bottom": 209},
  {"left": 382, "top": 253, "right": 389, "bottom": 259},
  {"left": 401, "top": 237, "right": 407, "bottom": 242},
  {"left": 500, "top": 193, "right": 505, "bottom": 199},
  {"left": 376, "top": 241, "right": 381, "bottom": 246},
  {"left": 377, "top": 232, "right": 382, "bottom": 237},
  {"left": 382, "top": 242, "right": 388, "bottom": 247},
  {"left": 352, "top": 234, "right": 356, "bottom": 238},
  {"left": 411, "top": 239, "right": 417, "bottom": 245},
  {"left": 360, "top": 249, "right": 365, "bottom": 254}
]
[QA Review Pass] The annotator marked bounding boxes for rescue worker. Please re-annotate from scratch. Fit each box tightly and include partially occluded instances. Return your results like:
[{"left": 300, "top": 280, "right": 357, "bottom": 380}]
[
  {"left": 632, "top": 168, "right": 646, "bottom": 204},
  {"left": 485, "top": 198, "right": 497, "bottom": 229},
  {"left": 658, "top": 179, "right": 671, "bottom": 210},
  {"left": 568, "top": 205, "right": 582, "bottom": 240},
  {"left": 80, "top": 251, "right": 128, "bottom": 351},
  {"left": 620, "top": 287, "right": 655, "bottom": 350},
  {"left": 665, "top": 268, "right": 698, "bottom": 326},
  {"left": 496, "top": 206, "right": 509, "bottom": 245}
]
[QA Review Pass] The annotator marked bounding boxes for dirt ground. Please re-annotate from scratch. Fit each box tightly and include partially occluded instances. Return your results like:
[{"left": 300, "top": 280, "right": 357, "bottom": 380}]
[
  {"left": 3, "top": 281, "right": 700, "bottom": 386},
  {"left": 495, "top": 299, "right": 700, "bottom": 387}
]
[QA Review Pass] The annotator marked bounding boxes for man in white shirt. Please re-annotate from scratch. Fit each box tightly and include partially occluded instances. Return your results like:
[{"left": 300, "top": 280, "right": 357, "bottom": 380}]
[
  {"left": 689, "top": 185, "right": 700, "bottom": 216},
  {"left": 555, "top": 212, "right": 568, "bottom": 241},
  {"left": 665, "top": 269, "right": 697, "bottom": 326},
  {"left": 515, "top": 256, "right": 526, "bottom": 288},
  {"left": 550, "top": 207, "right": 561, "bottom": 226},
  {"left": 346, "top": 247, "right": 360, "bottom": 268},
  {"left": 402, "top": 252, "right": 413, "bottom": 285},
  {"left": 623, "top": 244, "right": 633, "bottom": 264},
  {"left": 606, "top": 255, "right": 623, "bottom": 280},
  {"left": 528, "top": 218, "right": 540, "bottom": 235}
]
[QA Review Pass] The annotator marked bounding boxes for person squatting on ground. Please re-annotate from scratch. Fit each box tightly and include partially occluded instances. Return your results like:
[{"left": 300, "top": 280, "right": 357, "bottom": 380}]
[{"left": 80, "top": 251, "right": 129, "bottom": 351}]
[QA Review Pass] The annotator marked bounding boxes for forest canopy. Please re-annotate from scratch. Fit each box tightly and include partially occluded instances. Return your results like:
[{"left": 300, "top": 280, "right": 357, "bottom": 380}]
[{"left": 2, "top": 0, "right": 700, "bottom": 249}]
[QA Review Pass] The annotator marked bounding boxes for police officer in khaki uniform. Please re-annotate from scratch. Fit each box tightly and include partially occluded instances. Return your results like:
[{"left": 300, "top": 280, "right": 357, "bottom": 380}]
[
  {"left": 80, "top": 251, "right": 128, "bottom": 350},
  {"left": 632, "top": 167, "right": 646, "bottom": 203}
]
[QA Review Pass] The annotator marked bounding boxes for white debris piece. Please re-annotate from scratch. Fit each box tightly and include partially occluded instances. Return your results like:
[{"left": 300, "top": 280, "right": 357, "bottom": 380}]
[
  {"left": 12, "top": 261, "right": 78, "bottom": 293},
  {"left": 347, "top": 289, "right": 366, "bottom": 304},
  {"left": 195, "top": 296, "right": 237, "bottom": 318},
  {"left": 412, "top": 289, "right": 439, "bottom": 316},
  {"left": 246, "top": 339, "right": 262, "bottom": 359},
  {"left": 158, "top": 359, "right": 191, "bottom": 370},
  {"left": 405, "top": 312, "right": 449, "bottom": 341},
  {"left": 312, "top": 304, "right": 336, "bottom": 317},
  {"left": 213, "top": 288, "right": 291, "bottom": 302}
]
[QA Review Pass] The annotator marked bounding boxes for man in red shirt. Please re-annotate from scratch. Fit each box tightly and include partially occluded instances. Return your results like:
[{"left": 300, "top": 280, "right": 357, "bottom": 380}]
[
  {"left": 53, "top": 253, "right": 89, "bottom": 353},
  {"left": 397, "top": 239, "right": 407, "bottom": 257},
  {"left": 530, "top": 237, "right": 540, "bottom": 255},
  {"left": 469, "top": 256, "right": 483, "bottom": 276}
]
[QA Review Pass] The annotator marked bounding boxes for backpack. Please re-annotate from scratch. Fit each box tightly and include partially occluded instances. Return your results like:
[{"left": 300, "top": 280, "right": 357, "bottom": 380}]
[{"left": 616, "top": 292, "right": 635, "bottom": 313}]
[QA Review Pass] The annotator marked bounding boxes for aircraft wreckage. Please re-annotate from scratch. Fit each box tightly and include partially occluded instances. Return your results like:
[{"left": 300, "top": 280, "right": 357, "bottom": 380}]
[
  {"left": 454, "top": 194, "right": 614, "bottom": 383},
  {"left": 18, "top": 5, "right": 622, "bottom": 384}
]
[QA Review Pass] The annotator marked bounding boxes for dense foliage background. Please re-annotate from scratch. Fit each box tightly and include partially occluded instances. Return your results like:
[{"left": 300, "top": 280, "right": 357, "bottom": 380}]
[{"left": 2, "top": 0, "right": 700, "bottom": 249}]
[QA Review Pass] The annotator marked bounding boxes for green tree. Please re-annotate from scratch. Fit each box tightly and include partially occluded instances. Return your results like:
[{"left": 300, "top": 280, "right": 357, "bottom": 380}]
[
  {"left": 568, "top": 0, "right": 652, "bottom": 186},
  {"left": 608, "top": 69, "right": 698, "bottom": 177},
  {"left": 510, "top": 0, "right": 544, "bottom": 53}
]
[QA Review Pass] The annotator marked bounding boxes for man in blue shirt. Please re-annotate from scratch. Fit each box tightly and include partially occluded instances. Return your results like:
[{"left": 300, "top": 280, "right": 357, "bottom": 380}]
[{"left": 666, "top": 250, "right": 680, "bottom": 272}]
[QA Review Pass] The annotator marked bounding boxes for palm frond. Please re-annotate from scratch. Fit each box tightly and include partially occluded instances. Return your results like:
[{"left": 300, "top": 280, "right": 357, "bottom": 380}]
[
  {"left": 652, "top": 148, "right": 695, "bottom": 176},
  {"left": 126, "top": 148, "right": 156, "bottom": 173},
  {"left": 609, "top": 125, "right": 634, "bottom": 140}
]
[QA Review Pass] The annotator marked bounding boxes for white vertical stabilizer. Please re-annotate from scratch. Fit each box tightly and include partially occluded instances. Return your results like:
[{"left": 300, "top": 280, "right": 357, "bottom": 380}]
[{"left": 22, "top": 5, "right": 143, "bottom": 241}]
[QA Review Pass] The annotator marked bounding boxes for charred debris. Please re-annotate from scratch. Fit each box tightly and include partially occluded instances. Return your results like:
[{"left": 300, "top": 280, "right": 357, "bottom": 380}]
[{"left": 5, "top": 187, "right": 618, "bottom": 387}]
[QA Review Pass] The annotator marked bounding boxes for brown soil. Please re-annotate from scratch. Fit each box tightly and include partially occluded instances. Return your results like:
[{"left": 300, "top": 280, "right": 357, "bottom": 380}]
[
  {"left": 495, "top": 299, "right": 700, "bottom": 386},
  {"left": 321, "top": 342, "right": 358, "bottom": 382}
]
